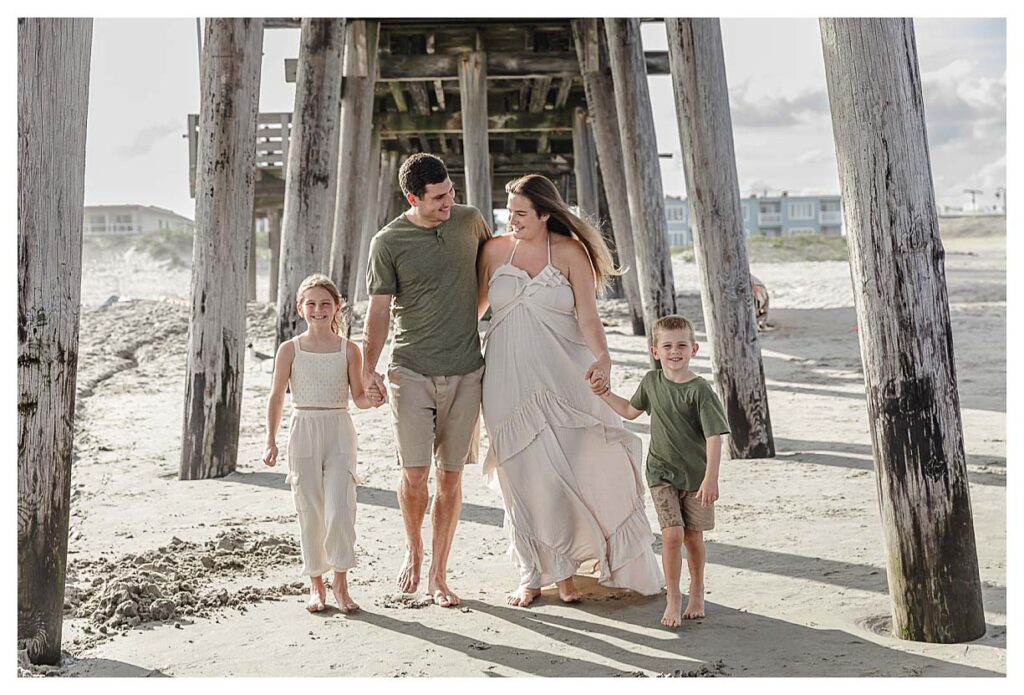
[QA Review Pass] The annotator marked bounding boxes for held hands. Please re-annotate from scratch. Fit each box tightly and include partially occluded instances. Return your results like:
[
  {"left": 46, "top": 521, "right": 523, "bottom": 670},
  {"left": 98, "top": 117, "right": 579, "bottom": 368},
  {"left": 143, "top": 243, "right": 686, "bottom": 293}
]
[
  {"left": 263, "top": 442, "right": 278, "bottom": 467},
  {"left": 585, "top": 356, "right": 613, "bottom": 396},
  {"left": 696, "top": 477, "right": 719, "bottom": 506},
  {"left": 363, "top": 369, "right": 387, "bottom": 408}
]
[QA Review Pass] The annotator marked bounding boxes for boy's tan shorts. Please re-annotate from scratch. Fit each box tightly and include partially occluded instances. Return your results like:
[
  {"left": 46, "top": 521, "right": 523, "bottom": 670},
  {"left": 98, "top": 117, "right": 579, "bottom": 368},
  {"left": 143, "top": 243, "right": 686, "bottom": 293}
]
[
  {"left": 386, "top": 365, "right": 483, "bottom": 472},
  {"left": 650, "top": 484, "right": 715, "bottom": 531}
]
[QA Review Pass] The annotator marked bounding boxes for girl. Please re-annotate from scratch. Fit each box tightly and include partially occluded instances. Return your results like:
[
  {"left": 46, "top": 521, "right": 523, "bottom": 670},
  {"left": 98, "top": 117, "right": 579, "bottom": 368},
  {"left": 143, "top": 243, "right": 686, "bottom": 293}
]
[{"left": 264, "top": 273, "right": 381, "bottom": 613}]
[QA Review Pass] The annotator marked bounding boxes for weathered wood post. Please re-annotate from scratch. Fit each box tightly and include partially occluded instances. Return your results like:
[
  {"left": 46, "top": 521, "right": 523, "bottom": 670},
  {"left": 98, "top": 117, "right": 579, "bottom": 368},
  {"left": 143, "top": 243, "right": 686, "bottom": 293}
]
[
  {"left": 330, "top": 19, "right": 379, "bottom": 300},
  {"left": 665, "top": 18, "right": 775, "bottom": 459},
  {"left": 247, "top": 212, "right": 258, "bottom": 301},
  {"left": 17, "top": 17, "right": 92, "bottom": 666},
  {"left": 605, "top": 18, "right": 677, "bottom": 343},
  {"left": 357, "top": 148, "right": 399, "bottom": 303},
  {"left": 458, "top": 47, "right": 493, "bottom": 228},
  {"left": 572, "top": 106, "right": 600, "bottom": 222},
  {"left": 349, "top": 131, "right": 382, "bottom": 303},
  {"left": 267, "top": 206, "right": 282, "bottom": 303},
  {"left": 277, "top": 18, "right": 346, "bottom": 346},
  {"left": 573, "top": 19, "right": 645, "bottom": 335},
  {"left": 820, "top": 17, "right": 985, "bottom": 642},
  {"left": 180, "top": 18, "right": 264, "bottom": 480}
]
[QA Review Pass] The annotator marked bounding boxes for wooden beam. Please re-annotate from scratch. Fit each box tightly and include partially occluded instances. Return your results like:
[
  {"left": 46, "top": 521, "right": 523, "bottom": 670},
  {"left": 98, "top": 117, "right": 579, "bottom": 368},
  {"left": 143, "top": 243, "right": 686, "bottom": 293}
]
[
  {"left": 432, "top": 79, "right": 446, "bottom": 110},
  {"left": 820, "top": 17, "right": 985, "bottom": 643},
  {"left": 666, "top": 18, "right": 774, "bottom": 459},
  {"left": 572, "top": 107, "right": 599, "bottom": 221},
  {"left": 605, "top": 18, "right": 677, "bottom": 347},
  {"left": 388, "top": 81, "right": 408, "bottom": 112},
  {"left": 459, "top": 50, "right": 493, "bottom": 227},
  {"left": 377, "top": 109, "right": 573, "bottom": 135},
  {"left": 285, "top": 50, "right": 670, "bottom": 82}
]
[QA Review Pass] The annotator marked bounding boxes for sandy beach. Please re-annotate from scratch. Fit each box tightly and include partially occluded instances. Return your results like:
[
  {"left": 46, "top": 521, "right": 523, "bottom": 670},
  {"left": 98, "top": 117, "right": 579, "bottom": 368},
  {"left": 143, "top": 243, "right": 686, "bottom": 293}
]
[{"left": 25, "top": 221, "right": 1005, "bottom": 677}]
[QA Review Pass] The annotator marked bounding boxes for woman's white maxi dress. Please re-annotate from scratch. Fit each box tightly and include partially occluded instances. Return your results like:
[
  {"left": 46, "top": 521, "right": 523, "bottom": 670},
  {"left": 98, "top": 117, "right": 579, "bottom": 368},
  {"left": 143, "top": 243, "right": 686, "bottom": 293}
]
[{"left": 481, "top": 238, "right": 663, "bottom": 594}]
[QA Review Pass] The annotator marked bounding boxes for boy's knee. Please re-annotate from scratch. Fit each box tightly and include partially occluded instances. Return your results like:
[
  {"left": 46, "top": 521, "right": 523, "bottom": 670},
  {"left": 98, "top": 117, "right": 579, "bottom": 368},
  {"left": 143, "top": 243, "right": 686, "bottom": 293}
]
[
  {"left": 662, "top": 526, "right": 686, "bottom": 545},
  {"left": 683, "top": 528, "right": 704, "bottom": 546}
]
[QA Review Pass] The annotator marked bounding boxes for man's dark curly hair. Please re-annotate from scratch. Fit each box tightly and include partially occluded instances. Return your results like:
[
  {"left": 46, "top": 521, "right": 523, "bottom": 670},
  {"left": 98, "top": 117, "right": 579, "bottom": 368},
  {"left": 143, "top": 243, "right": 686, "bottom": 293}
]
[{"left": 398, "top": 153, "right": 450, "bottom": 199}]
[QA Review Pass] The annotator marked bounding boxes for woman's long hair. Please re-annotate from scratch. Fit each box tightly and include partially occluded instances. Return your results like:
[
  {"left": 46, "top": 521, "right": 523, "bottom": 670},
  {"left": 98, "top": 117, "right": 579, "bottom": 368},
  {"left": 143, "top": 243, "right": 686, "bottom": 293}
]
[
  {"left": 504, "top": 174, "right": 621, "bottom": 295},
  {"left": 295, "top": 273, "right": 348, "bottom": 337}
]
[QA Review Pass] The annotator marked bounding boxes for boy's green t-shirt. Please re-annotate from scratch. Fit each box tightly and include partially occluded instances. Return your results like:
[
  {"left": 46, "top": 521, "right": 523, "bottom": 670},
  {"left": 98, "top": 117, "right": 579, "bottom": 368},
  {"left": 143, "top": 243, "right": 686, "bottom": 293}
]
[
  {"left": 365, "top": 204, "right": 491, "bottom": 377},
  {"left": 629, "top": 371, "right": 731, "bottom": 492}
]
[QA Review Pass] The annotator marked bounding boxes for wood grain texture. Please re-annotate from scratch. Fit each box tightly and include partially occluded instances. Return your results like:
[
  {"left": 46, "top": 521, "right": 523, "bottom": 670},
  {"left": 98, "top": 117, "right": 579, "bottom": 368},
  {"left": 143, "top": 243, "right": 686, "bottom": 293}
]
[
  {"left": 459, "top": 50, "right": 494, "bottom": 228},
  {"left": 820, "top": 17, "right": 985, "bottom": 643}
]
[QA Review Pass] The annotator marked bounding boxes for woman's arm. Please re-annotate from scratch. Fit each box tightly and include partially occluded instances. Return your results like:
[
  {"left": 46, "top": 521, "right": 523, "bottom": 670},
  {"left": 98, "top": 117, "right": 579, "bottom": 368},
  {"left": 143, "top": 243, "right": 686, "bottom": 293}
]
[
  {"left": 563, "top": 239, "right": 612, "bottom": 391},
  {"left": 347, "top": 339, "right": 377, "bottom": 409},
  {"left": 263, "top": 341, "right": 294, "bottom": 466}
]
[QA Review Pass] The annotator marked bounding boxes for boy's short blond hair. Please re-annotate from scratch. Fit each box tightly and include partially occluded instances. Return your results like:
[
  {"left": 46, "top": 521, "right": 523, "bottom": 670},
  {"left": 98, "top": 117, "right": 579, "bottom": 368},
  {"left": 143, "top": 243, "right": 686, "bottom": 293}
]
[{"left": 652, "top": 314, "right": 695, "bottom": 343}]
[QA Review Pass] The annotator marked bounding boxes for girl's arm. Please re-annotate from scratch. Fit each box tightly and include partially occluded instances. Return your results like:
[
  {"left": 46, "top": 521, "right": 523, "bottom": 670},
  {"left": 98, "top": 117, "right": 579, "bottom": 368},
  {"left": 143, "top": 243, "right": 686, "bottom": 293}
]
[
  {"left": 264, "top": 341, "right": 294, "bottom": 466},
  {"left": 564, "top": 240, "right": 612, "bottom": 391},
  {"left": 347, "top": 339, "right": 378, "bottom": 409}
]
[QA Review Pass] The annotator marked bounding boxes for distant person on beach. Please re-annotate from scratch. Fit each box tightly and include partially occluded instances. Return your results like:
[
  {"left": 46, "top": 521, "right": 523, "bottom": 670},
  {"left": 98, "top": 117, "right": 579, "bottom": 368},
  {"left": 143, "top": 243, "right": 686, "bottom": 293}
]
[
  {"left": 362, "top": 153, "right": 491, "bottom": 607},
  {"left": 598, "top": 314, "right": 730, "bottom": 627},
  {"left": 476, "top": 174, "right": 663, "bottom": 607},
  {"left": 263, "top": 273, "right": 384, "bottom": 613}
]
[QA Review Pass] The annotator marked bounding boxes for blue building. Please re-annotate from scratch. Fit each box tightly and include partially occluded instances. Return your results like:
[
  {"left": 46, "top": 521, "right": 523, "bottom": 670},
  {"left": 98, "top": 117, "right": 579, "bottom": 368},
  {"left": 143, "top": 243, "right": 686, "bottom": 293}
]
[{"left": 664, "top": 194, "right": 844, "bottom": 247}]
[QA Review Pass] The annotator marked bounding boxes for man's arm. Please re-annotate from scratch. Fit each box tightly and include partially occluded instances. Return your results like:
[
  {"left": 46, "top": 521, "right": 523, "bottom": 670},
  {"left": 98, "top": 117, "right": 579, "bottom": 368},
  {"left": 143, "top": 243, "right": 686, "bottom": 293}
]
[{"left": 362, "top": 293, "right": 392, "bottom": 398}]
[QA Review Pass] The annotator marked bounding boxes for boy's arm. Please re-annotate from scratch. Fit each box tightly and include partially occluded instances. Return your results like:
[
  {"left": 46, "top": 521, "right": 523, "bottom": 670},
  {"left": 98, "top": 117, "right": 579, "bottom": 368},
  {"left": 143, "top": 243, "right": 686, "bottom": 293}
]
[
  {"left": 696, "top": 434, "right": 722, "bottom": 506},
  {"left": 599, "top": 388, "right": 644, "bottom": 420}
]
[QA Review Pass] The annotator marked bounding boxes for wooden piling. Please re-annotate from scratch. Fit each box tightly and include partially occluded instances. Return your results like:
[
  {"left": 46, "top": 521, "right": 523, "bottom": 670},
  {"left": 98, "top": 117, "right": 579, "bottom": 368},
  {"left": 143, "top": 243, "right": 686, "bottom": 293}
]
[
  {"left": 458, "top": 49, "right": 493, "bottom": 228},
  {"left": 179, "top": 18, "right": 264, "bottom": 481},
  {"left": 820, "top": 17, "right": 985, "bottom": 642},
  {"left": 572, "top": 107, "right": 599, "bottom": 223},
  {"left": 277, "top": 18, "right": 346, "bottom": 346},
  {"left": 17, "top": 17, "right": 93, "bottom": 666},
  {"left": 665, "top": 18, "right": 775, "bottom": 459},
  {"left": 573, "top": 19, "right": 645, "bottom": 335},
  {"left": 267, "top": 206, "right": 282, "bottom": 303},
  {"left": 330, "top": 20, "right": 380, "bottom": 301}
]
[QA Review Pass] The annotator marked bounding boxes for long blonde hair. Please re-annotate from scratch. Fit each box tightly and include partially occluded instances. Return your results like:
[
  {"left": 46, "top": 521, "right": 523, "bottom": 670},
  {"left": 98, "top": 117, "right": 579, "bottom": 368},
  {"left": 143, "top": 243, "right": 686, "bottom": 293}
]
[
  {"left": 504, "top": 174, "right": 621, "bottom": 294},
  {"left": 295, "top": 273, "right": 348, "bottom": 336}
]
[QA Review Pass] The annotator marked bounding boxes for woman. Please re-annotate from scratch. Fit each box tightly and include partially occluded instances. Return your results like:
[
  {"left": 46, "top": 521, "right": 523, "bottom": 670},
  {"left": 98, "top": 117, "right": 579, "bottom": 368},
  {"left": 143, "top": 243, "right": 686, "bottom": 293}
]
[{"left": 477, "top": 174, "right": 663, "bottom": 607}]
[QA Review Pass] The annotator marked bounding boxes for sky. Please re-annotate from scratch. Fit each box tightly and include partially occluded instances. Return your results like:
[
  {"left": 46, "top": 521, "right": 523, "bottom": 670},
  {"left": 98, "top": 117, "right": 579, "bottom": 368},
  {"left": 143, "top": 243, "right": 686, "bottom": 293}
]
[{"left": 83, "top": 17, "right": 1006, "bottom": 220}]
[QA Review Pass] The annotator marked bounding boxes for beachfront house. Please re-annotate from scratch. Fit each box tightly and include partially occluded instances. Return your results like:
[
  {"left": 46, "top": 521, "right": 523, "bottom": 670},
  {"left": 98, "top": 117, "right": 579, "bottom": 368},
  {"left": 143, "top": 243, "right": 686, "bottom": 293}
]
[{"left": 83, "top": 204, "right": 195, "bottom": 235}]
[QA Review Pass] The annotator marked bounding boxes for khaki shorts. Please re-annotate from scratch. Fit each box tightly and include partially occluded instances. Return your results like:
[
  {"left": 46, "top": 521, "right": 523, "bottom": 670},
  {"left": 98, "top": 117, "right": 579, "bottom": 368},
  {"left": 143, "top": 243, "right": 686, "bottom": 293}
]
[
  {"left": 386, "top": 365, "right": 483, "bottom": 472},
  {"left": 650, "top": 484, "right": 715, "bottom": 531}
]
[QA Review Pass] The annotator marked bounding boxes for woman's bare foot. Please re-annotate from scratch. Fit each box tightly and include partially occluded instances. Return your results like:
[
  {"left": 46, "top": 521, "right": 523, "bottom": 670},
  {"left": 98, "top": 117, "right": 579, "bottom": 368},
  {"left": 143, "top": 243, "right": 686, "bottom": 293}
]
[
  {"left": 427, "top": 573, "right": 461, "bottom": 608},
  {"left": 683, "top": 586, "right": 705, "bottom": 619},
  {"left": 307, "top": 576, "right": 326, "bottom": 613},
  {"left": 662, "top": 592, "right": 683, "bottom": 627},
  {"left": 506, "top": 585, "right": 541, "bottom": 607},
  {"left": 556, "top": 576, "right": 583, "bottom": 603},
  {"left": 396, "top": 546, "right": 423, "bottom": 594},
  {"left": 331, "top": 571, "right": 360, "bottom": 613}
]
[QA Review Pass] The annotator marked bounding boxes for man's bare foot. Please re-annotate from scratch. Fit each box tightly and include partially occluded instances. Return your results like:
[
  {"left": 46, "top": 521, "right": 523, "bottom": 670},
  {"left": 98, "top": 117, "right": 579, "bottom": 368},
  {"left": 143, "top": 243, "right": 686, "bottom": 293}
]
[
  {"left": 556, "top": 576, "right": 583, "bottom": 603},
  {"left": 396, "top": 547, "right": 423, "bottom": 594},
  {"left": 427, "top": 575, "right": 461, "bottom": 608},
  {"left": 662, "top": 592, "right": 683, "bottom": 627},
  {"left": 506, "top": 586, "right": 541, "bottom": 607},
  {"left": 307, "top": 577, "right": 326, "bottom": 613},
  {"left": 683, "top": 588, "right": 705, "bottom": 619},
  {"left": 330, "top": 571, "right": 360, "bottom": 613}
]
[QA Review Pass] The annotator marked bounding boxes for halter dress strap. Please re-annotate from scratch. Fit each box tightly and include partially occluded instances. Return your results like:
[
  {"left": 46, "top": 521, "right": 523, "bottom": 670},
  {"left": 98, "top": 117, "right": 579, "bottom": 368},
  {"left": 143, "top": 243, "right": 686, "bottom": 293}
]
[
  {"left": 292, "top": 336, "right": 302, "bottom": 352},
  {"left": 546, "top": 233, "right": 552, "bottom": 265},
  {"left": 508, "top": 239, "right": 521, "bottom": 264}
]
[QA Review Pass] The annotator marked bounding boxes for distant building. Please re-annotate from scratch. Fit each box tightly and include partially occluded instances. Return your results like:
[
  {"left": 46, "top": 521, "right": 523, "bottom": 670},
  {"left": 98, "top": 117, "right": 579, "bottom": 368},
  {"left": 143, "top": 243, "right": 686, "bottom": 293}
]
[
  {"left": 664, "top": 194, "right": 844, "bottom": 246},
  {"left": 84, "top": 205, "right": 195, "bottom": 235}
]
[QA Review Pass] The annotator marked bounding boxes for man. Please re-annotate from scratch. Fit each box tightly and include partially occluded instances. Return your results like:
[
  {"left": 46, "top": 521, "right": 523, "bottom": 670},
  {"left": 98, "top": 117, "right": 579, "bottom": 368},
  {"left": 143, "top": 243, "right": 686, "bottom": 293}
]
[{"left": 363, "top": 153, "right": 491, "bottom": 608}]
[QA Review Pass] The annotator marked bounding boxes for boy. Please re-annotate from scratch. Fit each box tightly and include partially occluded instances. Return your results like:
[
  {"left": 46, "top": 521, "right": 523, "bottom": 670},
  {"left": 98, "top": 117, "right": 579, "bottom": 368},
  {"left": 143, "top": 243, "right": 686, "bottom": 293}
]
[{"left": 598, "top": 315, "right": 730, "bottom": 627}]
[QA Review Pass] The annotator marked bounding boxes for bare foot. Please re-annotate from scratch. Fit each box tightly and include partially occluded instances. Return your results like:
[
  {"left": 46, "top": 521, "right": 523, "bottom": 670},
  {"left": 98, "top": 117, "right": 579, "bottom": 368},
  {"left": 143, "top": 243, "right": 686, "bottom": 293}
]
[
  {"left": 330, "top": 572, "right": 360, "bottom": 614},
  {"left": 556, "top": 576, "right": 583, "bottom": 603},
  {"left": 427, "top": 575, "right": 461, "bottom": 608},
  {"left": 661, "top": 592, "right": 682, "bottom": 627},
  {"left": 506, "top": 586, "right": 541, "bottom": 607},
  {"left": 396, "top": 547, "right": 423, "bottom": 594},
  {"left": 307, "top": 577, "right": 326, "bottom": 613},
  {"left": 683, "top": 588, "right": 705, "bottom": 619}
]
